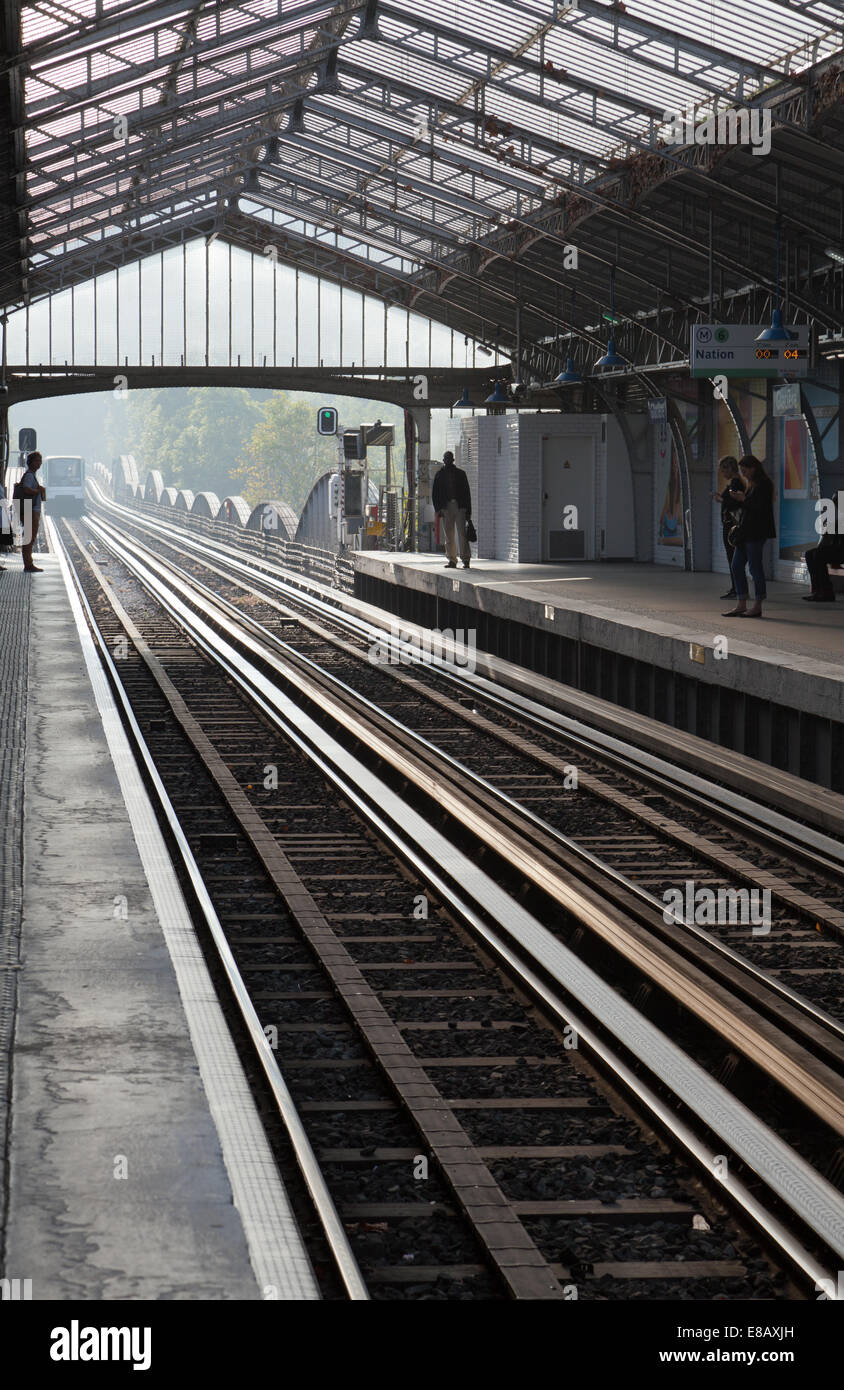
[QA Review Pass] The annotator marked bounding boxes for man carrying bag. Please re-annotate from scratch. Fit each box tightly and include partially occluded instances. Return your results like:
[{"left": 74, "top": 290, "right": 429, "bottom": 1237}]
[{"left": 432, "top": 451, "right": 473, "bottom": 569}]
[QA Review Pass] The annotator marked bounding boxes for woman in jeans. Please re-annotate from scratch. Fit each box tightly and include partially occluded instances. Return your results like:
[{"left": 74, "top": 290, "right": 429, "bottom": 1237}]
[{"left": 722, "top": 455, "right": 776, "bottom": 618}]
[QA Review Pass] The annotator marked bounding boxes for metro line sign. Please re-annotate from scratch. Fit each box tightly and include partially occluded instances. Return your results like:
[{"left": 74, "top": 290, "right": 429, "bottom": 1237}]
[{"left": 690, "top": 324, "right": 810, "bottom": 379}]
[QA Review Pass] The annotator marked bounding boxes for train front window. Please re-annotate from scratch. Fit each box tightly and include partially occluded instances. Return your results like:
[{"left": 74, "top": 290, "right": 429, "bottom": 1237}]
[{"left": 48, "top": 458, "right": 82, "bottom": 485}]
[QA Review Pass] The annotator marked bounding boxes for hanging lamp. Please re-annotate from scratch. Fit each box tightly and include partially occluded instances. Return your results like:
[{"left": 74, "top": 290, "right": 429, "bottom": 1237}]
[{"left": 594, "top": 266, "right": 627, "bottom": 370}]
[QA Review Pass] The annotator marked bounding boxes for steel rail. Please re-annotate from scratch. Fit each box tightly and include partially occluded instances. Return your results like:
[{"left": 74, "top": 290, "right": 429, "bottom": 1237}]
[
  {"left": 86, "top": 505, "right": 844, "bottom": 1051},
  {"left": 52, "top": 520, "right": 370, "bottom": 1302},
  {"left": 85, "top": 489, "right": 844, "bottom": 914},
  {"left": 76, "top": 513, "right": 844, "bottom": 1288},
  {"left": 88, "top": 483, "right": 844, "bottom": 874}
]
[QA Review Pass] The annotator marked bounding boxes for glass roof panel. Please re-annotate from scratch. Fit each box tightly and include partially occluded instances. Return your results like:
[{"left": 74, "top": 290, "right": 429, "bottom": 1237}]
[{"left": 8, "top": 0, "right": 843, "bottom": 307}]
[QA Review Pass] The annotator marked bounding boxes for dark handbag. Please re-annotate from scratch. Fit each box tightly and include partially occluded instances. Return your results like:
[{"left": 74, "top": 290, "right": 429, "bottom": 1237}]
[
  {"left": 11, "top": 479, "right": 25, "bottom": 528},
  {"left": 466, "top": 518, "right": 477, "bottom": 542},
  {"left": 727, "top": 509, "right": 746, "bottom": 548}
]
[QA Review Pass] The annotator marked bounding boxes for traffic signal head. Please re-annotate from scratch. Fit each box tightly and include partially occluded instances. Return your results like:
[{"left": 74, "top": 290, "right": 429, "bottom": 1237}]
[
  {"left": 343, "top": 429, "right": 366, "bottom": 460},
  {"left": 318, "top": 407, "right": 338, "bottom": 436}
]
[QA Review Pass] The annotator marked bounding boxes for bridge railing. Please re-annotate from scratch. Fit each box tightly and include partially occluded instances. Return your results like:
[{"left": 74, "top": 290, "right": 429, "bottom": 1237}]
[{"left": 128, "top": 494, "right": 355, "bottom": 594}]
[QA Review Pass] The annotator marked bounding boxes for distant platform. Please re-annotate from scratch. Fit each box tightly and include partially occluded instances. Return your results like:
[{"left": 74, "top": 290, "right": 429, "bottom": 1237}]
[
  {"left": 353, "top": 555, "right": 844, "bottom": 782},
  {"left": 0, "top": 544, "right": 317, "bottom": 1300}
]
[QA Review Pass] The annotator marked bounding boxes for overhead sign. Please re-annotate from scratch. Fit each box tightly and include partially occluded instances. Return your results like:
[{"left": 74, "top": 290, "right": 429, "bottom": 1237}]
[
  {"left": 362, "top": 422, "right": 395, "bottom": 448},
  {"left": 317, "top": 406, "right": 338, "bottom": 436},
  {"left": 18, "top": 427, "right": 36, "bottom": 452},
  {"left": 690, "top": 324, "right": 810, "bottom": 379},
  {"left": 773, "top": 383, "right": 802, "bottom": 417}
]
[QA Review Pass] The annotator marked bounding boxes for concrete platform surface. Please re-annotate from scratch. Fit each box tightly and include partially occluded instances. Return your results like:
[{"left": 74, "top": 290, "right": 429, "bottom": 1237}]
[
  {"left": 354, "top": 554, "right": 844, "bottom": 722},
  {"left": 0, "top": 548, "right": 313, "bottom": 1299}
]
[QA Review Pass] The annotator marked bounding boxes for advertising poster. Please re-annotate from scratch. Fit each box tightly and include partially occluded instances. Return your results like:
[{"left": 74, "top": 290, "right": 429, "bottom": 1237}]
[
  {"left": 654, "top": 419, "right": 684, "bottom": 565},
  {"left": 778, "top": 416, "right": 817, "bottom": 564},
  {"left": 782, "top": 417, "right": 809, "bottom": 498}
]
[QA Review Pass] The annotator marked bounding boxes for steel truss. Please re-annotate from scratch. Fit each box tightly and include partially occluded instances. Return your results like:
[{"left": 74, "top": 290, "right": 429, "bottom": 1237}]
[{"left": 1, "top": 0, "right": 842, "bottom": 379}]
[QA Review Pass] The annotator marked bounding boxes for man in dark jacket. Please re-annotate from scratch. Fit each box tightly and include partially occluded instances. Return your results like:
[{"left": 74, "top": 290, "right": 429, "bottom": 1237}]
[
  {"left": 431, "top": 451, "right": 472, "bottom": 569},
  {"left": 803, "top": 532, "right": 844, "bottom": 602}
]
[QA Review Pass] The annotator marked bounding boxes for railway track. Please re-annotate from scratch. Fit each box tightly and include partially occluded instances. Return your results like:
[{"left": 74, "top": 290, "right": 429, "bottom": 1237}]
[
  {"left": 56, "top": 500, "right": 844, "bottom": 1299},
  {"left": 87, "top": 489, "right": 844, "bottom": 1022}
]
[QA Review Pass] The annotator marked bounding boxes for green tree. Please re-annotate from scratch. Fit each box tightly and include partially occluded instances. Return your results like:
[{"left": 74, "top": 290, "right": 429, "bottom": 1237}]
[
  {"left": 104, "top": 386, "right": 408, "bottom": 514},
  {"left": 105, "top": 387, "right": 262, "bottom": 497},
  {"left": 232, "top": 393, "right": 335, "bottom": 511}
]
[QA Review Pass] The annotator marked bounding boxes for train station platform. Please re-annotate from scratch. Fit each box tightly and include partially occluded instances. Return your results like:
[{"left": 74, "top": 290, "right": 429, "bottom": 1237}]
[
  {"left": 353, "top": 555, "right": 844, "bottom": 789},
  {"left": 0, "top": 544, "right": 316, "bottom": 1300}
]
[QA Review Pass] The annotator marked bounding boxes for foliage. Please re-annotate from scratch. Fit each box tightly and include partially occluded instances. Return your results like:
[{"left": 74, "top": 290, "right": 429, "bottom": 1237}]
[
  {"left": 104, "top": 388, "right": 261, "bottom": 498},
  {"left": 105, "top": 387, "right": 407, "bottom": 516},
  {"left": 231, "top": 393, "right": 334, "bottom": 511}
]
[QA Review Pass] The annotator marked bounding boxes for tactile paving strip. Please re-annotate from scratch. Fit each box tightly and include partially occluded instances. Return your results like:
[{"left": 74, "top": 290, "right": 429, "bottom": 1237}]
[{"left": 0, "top": 570, "right": 31, "bottom": 1240}]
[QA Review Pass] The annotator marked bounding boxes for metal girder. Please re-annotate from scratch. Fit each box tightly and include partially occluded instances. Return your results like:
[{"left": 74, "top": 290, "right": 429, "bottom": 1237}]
[
  {"left": 246, "top": 178, "right": 462, "bottom": 263},
  {"left": 233, "top": 184, "right": 521, "bottom": 312},
  {"left": 6, "top": 0, "right": 844, "bottom": 364},
  {"left": 349, "top": 28, "right": 663, "bottom": 160},
  {"left": 23, "top": 16, "right": 342, "bottom": 132},
  {"left": 304, "top": 98, "right": 547, "bottom": 197},
  {"left": 0, "top": 199, "right": 217, "bottom": 305},
  {"left": 1, "top": 0, "right": 26, "bottom": 308},
  {"left": 4, "top": 363, "right": 505, "bottom": 409},
  {"left": 410, "top": 83, "right": 844, "bottom": 318},
  {"left": 24, "top": 84, "right": 324, "bottom": 213},
  {"left": 494, "top": 0, "right": 793, "bottom": 85},
  {"left": 4, "top": 180, "right": 222, "bottom": 293},
  {"left": 9, "top": 0, "right": 209, "bottom": 67},
  {"left": 375, "top": 3, "right": 689, "bottom": 122},
  {"left": 22, "top": 18, "right": 366, "bottom": 189},
  {"left": 270, "top": 132, "right": 515, "bottom": 224},
  {"left": 336, "top": 60, "right": 606, "bottom": 180},
  {"left": 245, "top": 161, "right": 465, "bottom": 258}
]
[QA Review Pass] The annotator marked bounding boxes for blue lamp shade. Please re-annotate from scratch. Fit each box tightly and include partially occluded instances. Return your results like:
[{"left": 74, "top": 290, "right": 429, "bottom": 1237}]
[
  {"left": 453, "top": 387, "right": 474, "bottom": 409},
  {"left": 756, "top": 309, "right": 796, "bottom": 342},
  {"left": 550, "top": 356, "right": 582, "bottom": 386},
  {"left": 484, "top": 380, "right": 509, "bottom": 406},
  {"left": 594, "top": 336, "right": 626, "bottom": 370}
]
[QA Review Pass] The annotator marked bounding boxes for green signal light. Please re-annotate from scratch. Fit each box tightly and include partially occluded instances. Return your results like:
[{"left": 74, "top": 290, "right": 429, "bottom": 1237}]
[{"left": 318, "top": 407, "right": 338, "bottom": 436}]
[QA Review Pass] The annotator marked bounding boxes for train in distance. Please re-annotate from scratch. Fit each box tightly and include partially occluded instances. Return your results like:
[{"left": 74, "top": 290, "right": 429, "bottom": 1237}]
[{"left": 41, "top": 455, "right": 86, "bottom": 517}]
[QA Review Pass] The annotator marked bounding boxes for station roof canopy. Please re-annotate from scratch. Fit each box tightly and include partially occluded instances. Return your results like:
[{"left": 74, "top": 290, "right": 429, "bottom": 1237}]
[{"left": 2, "top": 0, "right": 843, "bottom": 376}]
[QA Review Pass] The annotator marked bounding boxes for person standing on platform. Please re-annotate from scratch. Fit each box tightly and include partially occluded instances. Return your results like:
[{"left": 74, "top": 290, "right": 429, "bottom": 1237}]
[
  {"left": 711, "top": 455, "right": 744, "bottom": 599},
  {"left": 432, "top": 450, "right": 472, "bottom": 569},
  {"left": 721, "top": 455, "right": 776, "bottom": 619},
  {"left": 19, "top": 451, "right": 46, "bottom": 572}
]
